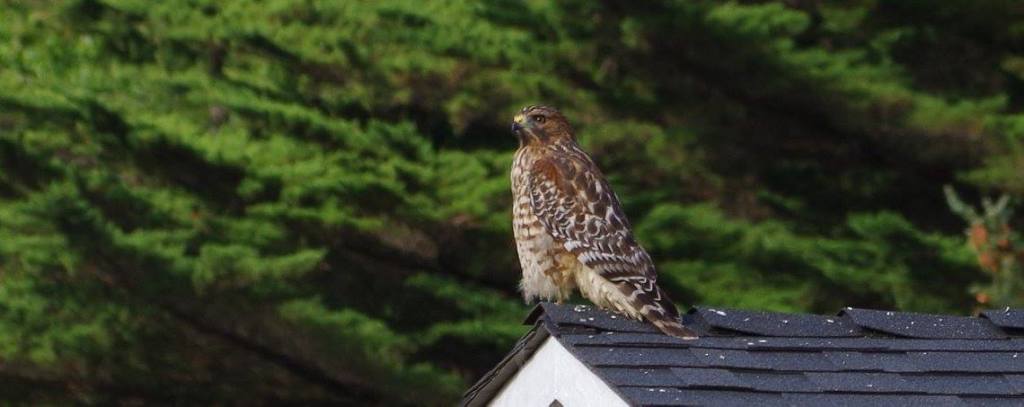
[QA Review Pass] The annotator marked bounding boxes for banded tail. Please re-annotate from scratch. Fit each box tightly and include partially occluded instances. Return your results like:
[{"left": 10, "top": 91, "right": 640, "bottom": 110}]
[{"left": 618, "top": 282, "right": 699, "bottom": 340}]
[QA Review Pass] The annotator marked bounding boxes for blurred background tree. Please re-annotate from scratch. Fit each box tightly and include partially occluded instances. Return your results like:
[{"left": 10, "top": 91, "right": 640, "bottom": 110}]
[{"left": 1, "top": 0, "right": 1022, "bottom": 404}]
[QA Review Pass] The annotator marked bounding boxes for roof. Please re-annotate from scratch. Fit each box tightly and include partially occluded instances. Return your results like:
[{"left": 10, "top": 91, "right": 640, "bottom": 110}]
[{"left": 463, "top": 303, "right": 1024, "bottom": 406}]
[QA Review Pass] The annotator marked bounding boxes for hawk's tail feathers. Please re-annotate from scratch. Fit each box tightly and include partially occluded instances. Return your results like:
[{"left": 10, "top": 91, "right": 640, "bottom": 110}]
[
  {"left": 624, "top": 283, "right": 699, "bottom": 340},
  {"left": 650, "top": 315, "right": 699, "bottom": 340}
]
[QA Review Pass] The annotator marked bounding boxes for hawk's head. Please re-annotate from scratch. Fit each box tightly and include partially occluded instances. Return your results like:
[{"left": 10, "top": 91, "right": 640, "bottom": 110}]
[{"left": 511, "top": 105, "right": 574, "bottom": 146}]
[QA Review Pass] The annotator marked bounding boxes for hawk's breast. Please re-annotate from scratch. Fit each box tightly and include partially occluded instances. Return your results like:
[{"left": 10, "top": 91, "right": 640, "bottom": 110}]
[{"left": 512, "top": 148, "right": 574, "bottom": 302}]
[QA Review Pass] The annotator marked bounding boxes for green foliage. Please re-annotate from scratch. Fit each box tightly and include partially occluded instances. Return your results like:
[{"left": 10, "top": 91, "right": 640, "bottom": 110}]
[
  {"left": 1, "top": 0, "right": 1023, "bottom": 403},
  {"left": 638, "top": 205, "right": 976, "bottom": 313}
]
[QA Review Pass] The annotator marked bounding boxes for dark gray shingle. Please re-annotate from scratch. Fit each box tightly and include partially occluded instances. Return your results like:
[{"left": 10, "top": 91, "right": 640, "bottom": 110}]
[
  {"left": 668, "top": 367, "right": 748, "bottom": 389},
  {"left": 779, "top": 393, "right": 965, "bottom": 407},
  {"left": 822, "top": 351, "right": 920, "bottom": 372},
  {"left": 983, "top": 308, "right": 1024, "bottom": 330},
  {"left": 842, "top": 308, "right": 1006, "bottom": 339},
  {"left": 618, "top": 387, "right": 787, "bottom": 406},
  {"left": 692, "top": 307, "right": 862, "bottom": 337},
  {"left": 960, "top": 397, "right": 1024, "bottom": 407},
  {"left": 907, "top": 351, "right": 1024, "bottom": 373},
  {"left": 804, "top": 371, "right": 909, "bottom": 392},
  {"left": 899, "top": 374, "right": 1019, "bottom": 396},
  {"left": 574, "top": 347, "right": 702, "bottom": 367},
  {"left": 601, "top": 368, "right": 684, "bottom": 387},
  {"left": 729, "top": 371, "right": 819, "bottom": 392}
]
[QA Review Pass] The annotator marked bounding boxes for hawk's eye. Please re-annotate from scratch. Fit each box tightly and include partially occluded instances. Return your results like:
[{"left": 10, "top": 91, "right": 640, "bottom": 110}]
[{"left": 531, "top": 115, "right": 545, "bottom": 124}]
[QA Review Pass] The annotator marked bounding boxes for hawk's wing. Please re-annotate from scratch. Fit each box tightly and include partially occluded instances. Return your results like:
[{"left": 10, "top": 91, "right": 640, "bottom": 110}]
[
  {"left": 526, "top": 148, "right": 696, "bottom": 339},
  {"left": 526, "top": 153, "right": 656, "bottom": 284}
]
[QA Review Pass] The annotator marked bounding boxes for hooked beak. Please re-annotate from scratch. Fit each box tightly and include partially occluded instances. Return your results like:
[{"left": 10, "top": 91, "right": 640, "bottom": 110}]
[{"left": 511, "top": 113, "right": 526, "bottom": 133}]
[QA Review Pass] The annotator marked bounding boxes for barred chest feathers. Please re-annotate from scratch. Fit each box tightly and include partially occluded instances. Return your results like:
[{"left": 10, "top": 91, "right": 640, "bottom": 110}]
[{"left": 510, "top": 147, "right": 643, "bottom": 320}]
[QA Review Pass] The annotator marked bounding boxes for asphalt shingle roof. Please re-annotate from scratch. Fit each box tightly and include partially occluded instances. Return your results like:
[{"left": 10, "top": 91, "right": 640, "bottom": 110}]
[{"left": 462, "top": 303, "right": 1024, "bottom": 407}]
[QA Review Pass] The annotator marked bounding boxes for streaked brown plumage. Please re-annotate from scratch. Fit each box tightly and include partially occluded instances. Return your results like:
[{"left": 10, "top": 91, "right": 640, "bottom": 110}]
[{"left": 510, "top": 105, "right": 698, "bottom": 339}]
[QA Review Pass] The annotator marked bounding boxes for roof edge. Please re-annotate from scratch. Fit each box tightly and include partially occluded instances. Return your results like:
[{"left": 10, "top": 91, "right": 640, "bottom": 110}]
[
  {"left": 460, "top": 320, "right": 551, "bottom": 407},
  {"left": 524, "top": 303, "right": 546, "bottom": 325}
]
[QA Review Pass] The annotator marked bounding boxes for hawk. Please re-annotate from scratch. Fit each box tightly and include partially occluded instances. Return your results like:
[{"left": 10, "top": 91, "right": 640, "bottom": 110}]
[{"left": 510, "top": 105, "right": 698, "bottom": 339}]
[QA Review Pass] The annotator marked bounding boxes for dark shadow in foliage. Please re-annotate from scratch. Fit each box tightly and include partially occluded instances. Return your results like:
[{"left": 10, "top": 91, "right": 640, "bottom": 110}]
[
  {"left": 0, "top": 138, "right": 61, "bottom": 198},
  {"left": 869, "top": 0, "right": 1024, "bottom": 98},
  {"left": 0, "top": 98, "right": 81, "bottom": 127},
  {"left": 241, "top": 34, "right": 349, "bottom": 85},
  {"left": 437, "top": 227, "right": 522, "bottom": 292},
  {"left": 314, "top": 229, "right": 441, "bottom": 319},
  {"left": 569, "top": 2, "right": 975, "bottom": 232},
  {"left": 63, "top": 0, "right": 156, "bottom": 63},
  {"left": 131, "top": 137, "right": 246, "bottom": 213},
  {"left": 414, "top": 330, "right": 514, "bottom": 383}
]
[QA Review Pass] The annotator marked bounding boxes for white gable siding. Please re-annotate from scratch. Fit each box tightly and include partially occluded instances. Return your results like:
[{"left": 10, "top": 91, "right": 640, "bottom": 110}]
[{"left": 489, "top": 337, "right": 628, "bottom": 407}]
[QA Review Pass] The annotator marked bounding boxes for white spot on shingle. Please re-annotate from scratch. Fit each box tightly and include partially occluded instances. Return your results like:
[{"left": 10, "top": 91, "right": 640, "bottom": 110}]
[
  {"left": 610, "top": 315, "right": 617, "bottom": 319},
  {"left": 747, "top": 342, "right": 755, "bottom": 346},
  {"left": 782, "top": 320, "right": 789, "bottom": 324},
  {"left": 758, "top": 339, "right": 768, "bottom": 343},
  {"left": 573, "top": 305, "right": 589, "bottom": 312},
  {"left": 886, "top": 312, "right": 894, "bottom": 316},
  {"left": 579, "top": 318, "right": 587, "bottom": 322},
  {"left": 714, "top": 310, "right": 727, "bottom": 316},
  {"left": 588, "top": 317, "right": 595, "bottom": 321},
  {"left": 826, "top": 319, "right": 834, "bottom": 323},
  {"left": 658, "top": 389, "right": 666, "bottom": 392}
]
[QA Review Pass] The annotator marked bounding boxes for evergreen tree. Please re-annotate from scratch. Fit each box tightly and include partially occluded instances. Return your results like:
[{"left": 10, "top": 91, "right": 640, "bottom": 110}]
[{"left": 1, "top": 0, "right": 1022, "bottom": 404}]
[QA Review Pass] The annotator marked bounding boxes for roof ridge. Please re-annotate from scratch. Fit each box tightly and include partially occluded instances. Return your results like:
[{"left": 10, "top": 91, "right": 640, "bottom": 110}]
[{"left": 533, "top": 302, "right": 1024, "bottom": 340}]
